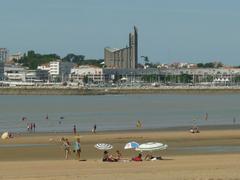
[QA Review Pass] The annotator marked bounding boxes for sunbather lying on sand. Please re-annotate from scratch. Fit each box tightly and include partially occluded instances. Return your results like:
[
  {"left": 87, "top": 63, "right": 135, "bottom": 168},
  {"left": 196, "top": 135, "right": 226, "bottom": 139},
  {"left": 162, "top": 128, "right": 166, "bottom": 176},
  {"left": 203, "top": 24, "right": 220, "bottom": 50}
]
[
  {"left": 131, "top": 153, "right": 143, "bottom": 161},
  {"left": 102, "top": 151, "right": 117, "bottom": 162},
  {"left": 144, "top": 154, "right": 162, "bottom": 161}
]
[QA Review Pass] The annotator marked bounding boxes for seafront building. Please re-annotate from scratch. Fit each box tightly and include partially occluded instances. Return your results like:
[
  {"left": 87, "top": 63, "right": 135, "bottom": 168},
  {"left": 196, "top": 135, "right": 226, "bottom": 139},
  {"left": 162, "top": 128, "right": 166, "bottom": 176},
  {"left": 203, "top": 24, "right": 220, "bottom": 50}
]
[
  {"left": 0, "top": 62, "right": 4, "bottom": 80},
  {"left": 103, "top": 67, "right": 240, "bottom": 85},
  {"left": 0, "top": 48, "right": 8, "bottom": 80},
  {"left": 7, "top": 52, "right": 23, "bottom": 62},
  {"left": 25, "top": 70, "right": 49, "bottom": 82},
  {"left": 0, "top": 48, "right": 8, "bottom": 62},
  {"left": 37, "top": 64, "right": 51, "bottom": 71},
  {"left": 104, "top": 26, "right": 138, "bottom": 69},
  {"left": 4, "top": 65, "right": 48, "bottom": 82},
  {"left": 4, "top": 65, "right": 25, "bottom": 81},
  {"left": 70, "top": 65, "right": 104, "bottom": 84},
  {"left": 49, "top": 60, "right": 74, "bottom": 82}
]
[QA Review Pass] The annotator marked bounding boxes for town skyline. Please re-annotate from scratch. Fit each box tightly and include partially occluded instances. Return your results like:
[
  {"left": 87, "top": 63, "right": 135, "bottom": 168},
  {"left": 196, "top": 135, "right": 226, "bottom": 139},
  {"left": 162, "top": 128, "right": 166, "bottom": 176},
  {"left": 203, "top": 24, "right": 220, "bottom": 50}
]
[{"left": 1, "top": 0, "right": 240, "bottom": 65}]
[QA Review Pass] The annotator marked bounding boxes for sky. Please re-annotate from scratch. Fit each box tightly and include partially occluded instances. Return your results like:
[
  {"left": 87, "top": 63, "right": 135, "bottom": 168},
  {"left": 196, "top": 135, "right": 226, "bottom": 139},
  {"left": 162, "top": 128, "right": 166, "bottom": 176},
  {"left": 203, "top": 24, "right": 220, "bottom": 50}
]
[{"left": 1, "top": 0, "right": 240, "bottom": 65}]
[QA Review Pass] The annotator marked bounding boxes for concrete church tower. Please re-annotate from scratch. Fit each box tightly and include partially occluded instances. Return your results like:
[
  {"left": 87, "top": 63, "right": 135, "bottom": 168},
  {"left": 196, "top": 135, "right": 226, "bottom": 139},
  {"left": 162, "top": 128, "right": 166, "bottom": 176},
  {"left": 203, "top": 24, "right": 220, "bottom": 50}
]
[
  {"left": 129, "top": 26, "right": 138, "bottom": 69},
  {"left": 104, "top": 27, "right": 138, "bottom": 69}
]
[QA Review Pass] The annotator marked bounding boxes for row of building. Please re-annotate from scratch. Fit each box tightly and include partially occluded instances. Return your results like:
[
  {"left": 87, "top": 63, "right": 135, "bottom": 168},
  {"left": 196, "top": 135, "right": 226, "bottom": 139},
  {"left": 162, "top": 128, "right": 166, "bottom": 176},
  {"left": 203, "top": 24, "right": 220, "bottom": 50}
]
[
  {"left": 3, "top": 62, "right": 240, "bottom": 85},
  {"left": 3, "top": 62, "right": 103, "bottom": 84},
  {"left": 2, "top": 26, "right": 240, "bottom": 86}
]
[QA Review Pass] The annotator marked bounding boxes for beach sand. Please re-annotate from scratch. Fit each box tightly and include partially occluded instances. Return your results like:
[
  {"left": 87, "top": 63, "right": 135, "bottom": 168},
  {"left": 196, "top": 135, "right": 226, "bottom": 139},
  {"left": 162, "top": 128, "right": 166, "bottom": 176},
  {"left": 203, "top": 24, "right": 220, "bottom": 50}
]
[{"left": 1, "top": 129, "right": 240, "bottom": 179}]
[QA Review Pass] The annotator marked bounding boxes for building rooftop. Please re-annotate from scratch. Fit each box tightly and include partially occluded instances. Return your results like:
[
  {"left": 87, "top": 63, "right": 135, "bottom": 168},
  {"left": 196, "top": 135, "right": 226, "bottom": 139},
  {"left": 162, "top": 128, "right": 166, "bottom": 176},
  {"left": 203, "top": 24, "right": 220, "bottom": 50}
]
[{"left": 105, "top": 47, "right": 120, "bottom": 52}]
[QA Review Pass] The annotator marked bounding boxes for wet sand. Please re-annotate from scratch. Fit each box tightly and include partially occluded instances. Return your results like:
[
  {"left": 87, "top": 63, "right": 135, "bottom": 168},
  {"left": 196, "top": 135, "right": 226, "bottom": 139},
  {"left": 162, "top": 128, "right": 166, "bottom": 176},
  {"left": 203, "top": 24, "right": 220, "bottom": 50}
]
[{"left": 1, "top": 129, "right": 240, "bottom": 179}]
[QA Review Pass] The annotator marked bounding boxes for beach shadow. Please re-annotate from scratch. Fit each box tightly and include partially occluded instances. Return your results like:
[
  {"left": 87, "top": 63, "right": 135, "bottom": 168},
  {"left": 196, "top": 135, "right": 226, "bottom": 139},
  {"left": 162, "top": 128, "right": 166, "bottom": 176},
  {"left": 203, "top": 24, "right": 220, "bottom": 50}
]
[{"left": 161, "top": 158, "right": 174, "bottom": 161}]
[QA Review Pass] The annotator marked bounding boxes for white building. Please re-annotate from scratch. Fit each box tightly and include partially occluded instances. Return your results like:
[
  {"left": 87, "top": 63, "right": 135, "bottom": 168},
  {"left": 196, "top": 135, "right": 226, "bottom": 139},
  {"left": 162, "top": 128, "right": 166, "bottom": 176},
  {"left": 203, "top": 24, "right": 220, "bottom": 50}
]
[
  {"left": 4, "top": 65, "right": 26, "bottom": 81},
  {"left": 0, "top": 48, "right": 8, "bottom": 62},
  {"left": 8, "top": 52, "right": 23, "bottom": 62},
  {"left": 25, "top": 69, "right": 49, "bottom": 82},
  {"left": 37, "top": 64, "right": 51, "bottom": 71},
  {"left": 49, "top": 60, "right": 74, "bottom": 82},
  {"left": 0, "top": 48, "right": 8, "bottom": 80},
  {"left": 70, "top": 65, "right": 104, "bottom": 83}
]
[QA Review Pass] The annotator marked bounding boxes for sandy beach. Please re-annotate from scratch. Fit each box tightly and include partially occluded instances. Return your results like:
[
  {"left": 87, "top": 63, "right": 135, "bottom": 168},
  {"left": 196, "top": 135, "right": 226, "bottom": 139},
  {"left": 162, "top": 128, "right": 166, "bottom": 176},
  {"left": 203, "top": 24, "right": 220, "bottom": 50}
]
[{"left": 1, "top": 129, "right": 240, "bottom": 179}]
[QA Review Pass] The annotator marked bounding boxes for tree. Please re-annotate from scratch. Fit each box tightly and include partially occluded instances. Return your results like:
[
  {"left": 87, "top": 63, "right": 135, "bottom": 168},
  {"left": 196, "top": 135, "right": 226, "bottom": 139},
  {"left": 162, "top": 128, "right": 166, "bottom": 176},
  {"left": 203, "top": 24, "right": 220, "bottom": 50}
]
[
  {"left": 197, "top": 63, "right": 204, "bottom": 68},
  {"left": 62, "top": 53, "right": 85, "bottom": 63},
  {"left": 197, "top": 62, "right": 223, "bottom": 68},
  {"left": 18, "top": 50, "right": 60, "bottom": 69},
  {"left": 63, "top": 54, "right": 103, "bottom": 67},
  {"left": 141, "top": 56, "right": 150, "bottom": 65},
  {"left": 204, "top": 62, "right": 214, "bottom": 68},
  {"left": 179, "top": 74, "right": 192, "bottom": 83}
]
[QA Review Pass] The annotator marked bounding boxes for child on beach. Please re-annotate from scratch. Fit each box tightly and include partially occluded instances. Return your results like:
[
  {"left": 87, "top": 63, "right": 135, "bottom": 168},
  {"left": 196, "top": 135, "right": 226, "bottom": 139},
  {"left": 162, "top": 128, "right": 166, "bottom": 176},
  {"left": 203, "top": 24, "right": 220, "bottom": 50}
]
[
  {"left": 73, "top": 138, "right": 81, "bottom": 161},
  {"left": 102, "top": 151, "right": 116, "bottom": 162},
  {"left": 114, "top": 150, "right": 122, "bottom": 161},
  {"left": 62, "top": 138, "right": 71, "bottom": 160}
]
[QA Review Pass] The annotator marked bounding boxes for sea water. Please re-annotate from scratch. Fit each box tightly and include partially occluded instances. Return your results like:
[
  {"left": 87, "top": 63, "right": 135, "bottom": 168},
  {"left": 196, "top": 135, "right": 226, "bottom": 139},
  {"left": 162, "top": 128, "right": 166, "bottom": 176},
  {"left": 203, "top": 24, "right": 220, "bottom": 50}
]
[{"left": 0, "top": 94, "right": 239, "bottom": 132}]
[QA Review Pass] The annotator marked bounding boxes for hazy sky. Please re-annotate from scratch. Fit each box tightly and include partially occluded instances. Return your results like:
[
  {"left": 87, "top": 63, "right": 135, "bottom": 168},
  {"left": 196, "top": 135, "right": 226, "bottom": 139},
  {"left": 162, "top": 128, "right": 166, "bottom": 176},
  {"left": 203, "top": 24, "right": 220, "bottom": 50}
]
[{"left": 1, "top": 0, "right": 240, "bottom": 65}]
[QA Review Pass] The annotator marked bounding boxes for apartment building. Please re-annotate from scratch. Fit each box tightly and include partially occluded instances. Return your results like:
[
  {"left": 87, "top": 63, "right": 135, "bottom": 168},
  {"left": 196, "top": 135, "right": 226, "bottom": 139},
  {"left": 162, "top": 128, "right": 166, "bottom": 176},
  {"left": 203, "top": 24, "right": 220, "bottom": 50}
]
[
  {"left": 49, "top": 60, "right": 74, "bottom": 81},
  {"left": 70, "top": 65, "right": 104, "bottom": 83}
]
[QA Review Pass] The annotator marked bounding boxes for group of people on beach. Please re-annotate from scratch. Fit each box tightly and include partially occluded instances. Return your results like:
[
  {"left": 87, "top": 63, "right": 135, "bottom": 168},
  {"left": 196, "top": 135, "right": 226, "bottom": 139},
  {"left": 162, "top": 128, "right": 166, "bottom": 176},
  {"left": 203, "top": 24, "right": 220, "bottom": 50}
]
[
  {"left": 27, "top": 123, "right": 36, "bottom": 132},
  {"left": 102, "top": 151, "right": 162, "bottom": 162},
  {"left": 73, "top": 124, "right": 97, "bottom": 135},
  {"left": 61, "top": 137, "right": 81, "bottom": 160},
  {"left": 60, "top": 137, "right": 162, "bottom": 162},
  {"left": 189, "top": 126, "right": 200, "bottom": 133}
]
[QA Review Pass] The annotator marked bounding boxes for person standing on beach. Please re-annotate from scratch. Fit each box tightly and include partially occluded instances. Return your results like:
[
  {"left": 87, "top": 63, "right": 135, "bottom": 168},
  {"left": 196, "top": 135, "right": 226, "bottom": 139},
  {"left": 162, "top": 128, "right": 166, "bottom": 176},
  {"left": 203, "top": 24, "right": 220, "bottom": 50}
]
[
  {"left": 233, "top": 117, "right": 236, "bottom": 124},
  {"left": 27, "top": 123, "right": 30, "bottom": 132},
  {"left": 73, "top": 125, "right": 77, "bottom": 135},
  {"left": 62, "top": 138, "right": 71, "bottom": 160},
  {"left": 33, "top": 123, "right": 35, "bottom": 132},
  {"left": 136, "top": 120, "right": 142, "bottom": 128},
  {"left": 92, "top": 124, "right": 97, "bottom": 133},
  {"left": 30, "top": 123, "right": 33, "bottom": 132},
  {"left": 74, "top": 138, "right": 81, "bottom": 161}
]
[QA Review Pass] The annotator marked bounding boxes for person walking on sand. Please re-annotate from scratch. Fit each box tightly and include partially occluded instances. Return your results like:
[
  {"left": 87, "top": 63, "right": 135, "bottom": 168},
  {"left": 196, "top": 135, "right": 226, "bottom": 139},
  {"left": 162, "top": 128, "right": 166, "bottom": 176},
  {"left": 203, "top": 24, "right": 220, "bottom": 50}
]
[
  {"left": 62, "top": 138, "right": 71, "bottom": 160},
  {"left": 74, "top": 138, "right": 81, "bottom": 161},
  {"left": 73, "top": 125, "right": 77, "bottom": 135}
]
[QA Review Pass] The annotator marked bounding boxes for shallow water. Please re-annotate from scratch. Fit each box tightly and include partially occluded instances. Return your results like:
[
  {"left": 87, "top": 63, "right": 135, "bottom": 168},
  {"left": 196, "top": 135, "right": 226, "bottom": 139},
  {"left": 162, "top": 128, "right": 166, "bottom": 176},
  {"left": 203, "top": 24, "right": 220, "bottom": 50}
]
[
  {"left": 174, "top": 145, "right": 240, "bottom": 153},
  {"left": 0, "top": 94, "right": 239, "bottom": 132},
  {"left": 0, "top": 144, "right": 53, "bottom": 148},
  {"left": 1, "top": 143, "right": 240, "bottom": 155}
]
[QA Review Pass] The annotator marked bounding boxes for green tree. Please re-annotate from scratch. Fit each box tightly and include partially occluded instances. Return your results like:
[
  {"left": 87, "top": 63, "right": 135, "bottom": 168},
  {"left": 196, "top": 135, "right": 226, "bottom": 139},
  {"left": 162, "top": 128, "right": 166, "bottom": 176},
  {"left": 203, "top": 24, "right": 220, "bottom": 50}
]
[
  {"left": 18, "top": 50, "right": 60, "bottom": 69},
  {"left": 179, "top": 74, "right": 192, "bottom": 83},
  {"left": 197, "top": 63, "right": 204, "bottom": 68},
  {"left": 141, "top": 56, "right": 150, "bottom": 65},
  {"left": 62, "top": 53, "right": 85, "bottom": 63}
]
